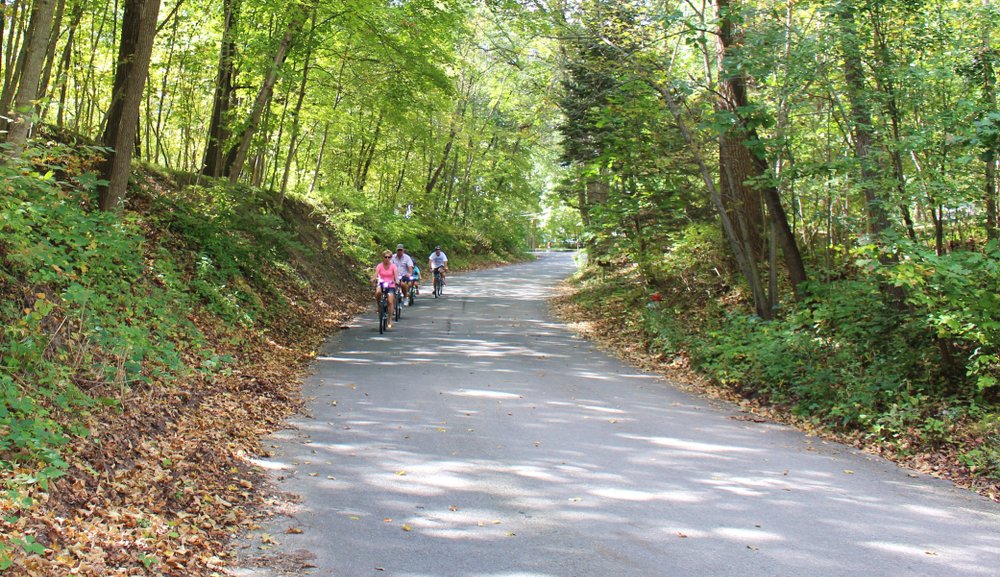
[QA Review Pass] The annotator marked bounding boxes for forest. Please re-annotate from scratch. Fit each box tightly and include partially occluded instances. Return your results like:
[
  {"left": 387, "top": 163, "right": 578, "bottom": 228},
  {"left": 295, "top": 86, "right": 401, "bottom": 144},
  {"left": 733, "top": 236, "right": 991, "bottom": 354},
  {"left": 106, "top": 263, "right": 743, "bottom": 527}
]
[{"left": 0, "top": 0, "right": 998, "bottom": 573}]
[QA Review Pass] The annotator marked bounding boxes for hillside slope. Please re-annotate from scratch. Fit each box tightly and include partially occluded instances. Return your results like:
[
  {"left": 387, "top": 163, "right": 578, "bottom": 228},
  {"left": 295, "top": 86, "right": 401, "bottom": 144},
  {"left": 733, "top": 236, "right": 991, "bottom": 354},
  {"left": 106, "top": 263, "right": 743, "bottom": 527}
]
[{"left": 1, "top": 149, "right": 370, "bottom": 575}]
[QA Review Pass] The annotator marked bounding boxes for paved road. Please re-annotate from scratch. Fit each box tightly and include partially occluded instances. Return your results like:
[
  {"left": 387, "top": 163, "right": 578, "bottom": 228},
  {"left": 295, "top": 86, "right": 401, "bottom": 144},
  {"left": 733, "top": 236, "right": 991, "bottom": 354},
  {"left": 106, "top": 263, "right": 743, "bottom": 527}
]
[{"left": 234, "top": 252, "right": 1000, "bottom": 577}]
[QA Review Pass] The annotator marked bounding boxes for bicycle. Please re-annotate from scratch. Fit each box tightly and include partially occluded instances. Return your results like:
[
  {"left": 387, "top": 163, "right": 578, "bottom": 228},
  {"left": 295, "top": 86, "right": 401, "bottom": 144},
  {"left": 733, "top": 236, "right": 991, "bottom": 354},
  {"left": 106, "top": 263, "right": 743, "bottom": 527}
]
[
  {"left": 377, "top": 283, "right": 391, "bottom": 333},
  {"left": 407, "top": 282, "right": 416, "bottom": 306},
  {"left": 394, "top": 285, "right": 403, "bottom": 321},
  {"left": 432, "top": 267, "right": 445, "bottom": 298}
]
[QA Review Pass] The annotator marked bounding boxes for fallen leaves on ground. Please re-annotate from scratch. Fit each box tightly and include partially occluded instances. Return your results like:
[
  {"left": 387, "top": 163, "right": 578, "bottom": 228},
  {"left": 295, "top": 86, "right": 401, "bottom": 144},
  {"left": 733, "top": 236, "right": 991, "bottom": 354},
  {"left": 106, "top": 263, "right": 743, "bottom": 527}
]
[{"left": 0, "top": 273, "right": 369, "bottom": 576}]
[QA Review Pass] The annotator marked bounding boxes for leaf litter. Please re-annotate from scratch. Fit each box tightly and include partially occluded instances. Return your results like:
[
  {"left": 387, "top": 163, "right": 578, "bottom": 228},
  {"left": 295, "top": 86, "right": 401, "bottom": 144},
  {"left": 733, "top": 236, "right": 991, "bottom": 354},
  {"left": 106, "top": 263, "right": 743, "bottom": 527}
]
[{"left": 1, "top": 263, "right": 369, "bottom": 575}]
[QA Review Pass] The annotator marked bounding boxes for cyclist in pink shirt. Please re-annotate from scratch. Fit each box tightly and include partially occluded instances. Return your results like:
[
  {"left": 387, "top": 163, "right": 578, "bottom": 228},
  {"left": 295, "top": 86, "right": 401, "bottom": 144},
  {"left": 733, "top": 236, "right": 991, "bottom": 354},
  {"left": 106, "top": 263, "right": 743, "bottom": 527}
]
[{"left": 371, "top": 250, "right": 398, "bottom": 328}]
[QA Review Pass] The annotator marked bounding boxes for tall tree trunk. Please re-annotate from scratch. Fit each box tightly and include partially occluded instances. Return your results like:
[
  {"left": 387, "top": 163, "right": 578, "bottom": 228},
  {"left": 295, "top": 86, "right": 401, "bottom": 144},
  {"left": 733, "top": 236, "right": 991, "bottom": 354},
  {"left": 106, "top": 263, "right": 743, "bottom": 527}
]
[
  {"left": 870, "top": 13, "right": 918, "bottom": 240},
  {"left": 0, "top": 0, "right": 27, "bottom": 121},
  {"left": 715, "top": 0, "right": 806, "bottom": 299},
  {"left": 80, "top": 2, "right": 110, "bottom": 133},
  {"left": 279, "top": 6, "right": 316, "bottom": 201},
  {"left": 391, "top": 143, "right": 412, "bottom": 207},
  {"left": 227, "top": 9, "right": 303, "bottom": 183},
  {"left": 308, "top": 120, "right": 329, "bottom": 196},
  {"left": 838, "top": 0, "right": 892, "bottom": 236},
  {"left": 982, "top": 0, "right": 998, "bottom": 241},
  {"left": 426, "top": 124, "right": 456, "bottom": 197},
  {"left": 715, "top": 0, "right": 766, "bottom": 261},
  {"left": 202, "top": 0, "right": 239, "bottom": 177},
  {"left": 355, "top": 111, "right": 382, "bottom": 192},
  {"left": 426, "top": 93, "right": 468, "bottom": 198},
  {"left": 4, "top": 0, "right": 56, "bottom": 145},
  {"left": 35, "top": 0, "right": 64, "bottom": 109},
  {"left": 654, "top": 79, "right": 771, "bottom": 318},
  {"left": 48, "top": 0, "right": 81, "bottom": 128},
  {"left": 267, "top": 88, "right": 288, "bottom": 190},
  {"left": 98, "top": 0, "right": 160, "bottom": 211},
  {"left": 152, "top": 11, "right": 180, "bottom": 165}
]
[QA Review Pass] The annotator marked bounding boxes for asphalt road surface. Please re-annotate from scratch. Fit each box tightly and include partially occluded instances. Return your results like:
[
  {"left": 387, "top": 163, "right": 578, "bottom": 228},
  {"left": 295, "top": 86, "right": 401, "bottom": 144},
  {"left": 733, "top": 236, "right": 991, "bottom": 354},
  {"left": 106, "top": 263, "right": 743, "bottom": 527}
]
[{"left": 233, "top": 251, "right": 1000, "bottom": 577}]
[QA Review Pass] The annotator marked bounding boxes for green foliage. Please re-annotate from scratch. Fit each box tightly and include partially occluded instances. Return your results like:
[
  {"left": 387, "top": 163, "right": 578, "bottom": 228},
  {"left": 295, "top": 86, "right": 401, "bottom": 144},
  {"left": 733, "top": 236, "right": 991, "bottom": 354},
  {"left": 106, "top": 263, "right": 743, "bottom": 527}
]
[
  {"left": 0, "top": 144, "right": 343, "bottom": 486},
  {"left": 685, "top": 278, "right": 928, "bottom": 432},
  {"left": 655, "top": 222, "right": 730, "bottom": 292},
  {"left": 149, "top": 182, "right": 307, "bottom": 325},
  {"left": 538, "top": 195, "right": 584, "bottom": 248},
  {"left": 0, "top": 149, "right": 164, "bottom": 476},
  {"left": 314, "top": 177, "right": 526, "bottom": 275},
  {"left": 622, "top": 228, "right": 1000, "bottom": 480},
  {"left": 871, "top": 239, "right": 1000, "bottom": 393}
]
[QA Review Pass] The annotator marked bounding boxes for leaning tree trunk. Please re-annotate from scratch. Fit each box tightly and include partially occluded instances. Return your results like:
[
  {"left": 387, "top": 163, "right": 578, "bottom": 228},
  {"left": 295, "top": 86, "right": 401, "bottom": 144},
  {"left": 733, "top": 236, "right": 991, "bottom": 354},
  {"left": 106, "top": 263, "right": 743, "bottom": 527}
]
[
  {"left": 226, "top": 9, "right": 303, "bottom": 183},
  {"left": 715, "top": 0, "right": 765, "bottom": 262},
  {"left": 279, "top": 7, "right": 317, "bottom": 201},
  {"left": 5, "top": 0, "right": 57, "bottom": 146},
  {"left": 714, "top": 0, "right": 806, "bottom": 302},
  {"left": 98, "top": 0, "right": 160, "bottom": 211},
  {"left": 649, "top": 76, "right": 771, "bottom": 318}
]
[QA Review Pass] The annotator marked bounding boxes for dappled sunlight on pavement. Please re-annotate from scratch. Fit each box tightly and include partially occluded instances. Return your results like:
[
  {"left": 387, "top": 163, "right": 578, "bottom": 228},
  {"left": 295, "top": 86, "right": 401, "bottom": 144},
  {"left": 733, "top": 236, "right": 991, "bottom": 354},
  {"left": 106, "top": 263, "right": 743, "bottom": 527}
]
[{"left": 235, "top": 252, "right": 1000, "bottom": 577}]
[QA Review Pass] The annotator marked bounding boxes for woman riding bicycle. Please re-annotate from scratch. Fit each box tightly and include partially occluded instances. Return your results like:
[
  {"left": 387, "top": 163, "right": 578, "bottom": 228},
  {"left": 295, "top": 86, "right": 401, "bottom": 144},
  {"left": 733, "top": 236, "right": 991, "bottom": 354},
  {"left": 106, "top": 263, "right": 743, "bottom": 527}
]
[{"left": 372, "top": 250, "right": 398, "bottom": 329}]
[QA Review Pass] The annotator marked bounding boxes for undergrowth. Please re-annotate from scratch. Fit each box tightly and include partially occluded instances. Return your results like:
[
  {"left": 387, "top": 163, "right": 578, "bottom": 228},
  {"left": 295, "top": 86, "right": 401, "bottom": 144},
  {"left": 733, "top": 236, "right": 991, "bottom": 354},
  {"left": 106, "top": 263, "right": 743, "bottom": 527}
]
[
  {"left": 570, "top": 221, "right": 1000, "bottom": 494},
  {"left": 0, "top": 142, "right": 353, "bottom": 571}
]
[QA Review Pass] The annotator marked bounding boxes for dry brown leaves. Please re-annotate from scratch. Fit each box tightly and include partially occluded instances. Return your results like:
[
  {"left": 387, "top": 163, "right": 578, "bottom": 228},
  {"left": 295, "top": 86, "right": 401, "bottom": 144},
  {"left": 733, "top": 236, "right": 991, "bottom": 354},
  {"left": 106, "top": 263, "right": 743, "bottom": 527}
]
[{"left": 0, "top": 276, "right": 369, "bottom": 575}]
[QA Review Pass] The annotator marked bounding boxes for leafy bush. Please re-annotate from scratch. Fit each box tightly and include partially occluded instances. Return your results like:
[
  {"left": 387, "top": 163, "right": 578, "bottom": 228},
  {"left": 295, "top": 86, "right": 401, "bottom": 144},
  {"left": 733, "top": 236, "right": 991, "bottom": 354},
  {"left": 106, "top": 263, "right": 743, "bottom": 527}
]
[
  {"left": 634, "top": 232, "right": 999, "bottom": 473},
  {"left": 148, "top": 182, "right": 307, "bottom": 324},
  {"left": 0, "top": 145, "right": 327, "bottom": 484},
  {"left": 1, "top": 147, "right": 196, "bottom": 479},
  {"left": 871, "top": 238, "right": 1000, "bottom": 395}
]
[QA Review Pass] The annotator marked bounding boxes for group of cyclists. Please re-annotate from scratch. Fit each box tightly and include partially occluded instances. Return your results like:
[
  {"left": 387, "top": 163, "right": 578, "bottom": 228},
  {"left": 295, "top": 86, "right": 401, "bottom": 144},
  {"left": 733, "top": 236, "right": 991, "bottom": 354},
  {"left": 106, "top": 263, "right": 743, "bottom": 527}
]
[{"left": 371, "top": 244, "right": 448, "bottom": 329}]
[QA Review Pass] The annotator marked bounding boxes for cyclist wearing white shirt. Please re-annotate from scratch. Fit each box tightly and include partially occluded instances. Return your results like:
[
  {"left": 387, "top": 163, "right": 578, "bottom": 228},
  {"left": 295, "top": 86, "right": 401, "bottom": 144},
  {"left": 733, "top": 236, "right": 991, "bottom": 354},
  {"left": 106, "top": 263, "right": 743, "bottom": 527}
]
[
  {"left": 428, "top": 246, "right": 448, "bottom": 287},
  {"left": 391, "top": 244, "right": 414, "bottom": 304}
]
